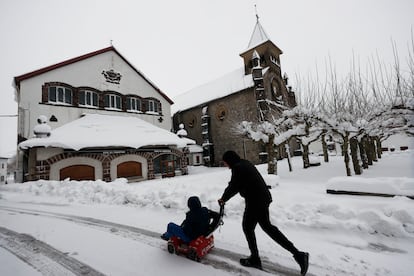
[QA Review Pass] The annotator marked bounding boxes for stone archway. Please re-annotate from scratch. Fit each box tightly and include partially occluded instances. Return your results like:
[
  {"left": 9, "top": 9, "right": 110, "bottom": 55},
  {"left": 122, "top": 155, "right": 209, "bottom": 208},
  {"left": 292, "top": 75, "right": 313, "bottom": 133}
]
[
  {"left": 50, "top": 156, "right": 102, "bottom": 181},
  {"left": 110, "top": 154, "right": 148, "bottom": 181}
]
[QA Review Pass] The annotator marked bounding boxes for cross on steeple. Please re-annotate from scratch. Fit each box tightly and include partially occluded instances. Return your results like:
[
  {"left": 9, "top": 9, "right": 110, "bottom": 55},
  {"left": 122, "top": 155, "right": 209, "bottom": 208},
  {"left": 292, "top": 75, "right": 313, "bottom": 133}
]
[{"left": 246, "top": 9, "right": 269, "bottom": 50}]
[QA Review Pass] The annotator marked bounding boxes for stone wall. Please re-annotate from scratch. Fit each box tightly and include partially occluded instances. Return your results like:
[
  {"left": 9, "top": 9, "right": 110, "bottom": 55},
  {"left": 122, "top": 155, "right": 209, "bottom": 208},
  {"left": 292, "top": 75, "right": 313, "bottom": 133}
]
[{"left": 174, "top": 88, "right": 265, "bottom": 165}]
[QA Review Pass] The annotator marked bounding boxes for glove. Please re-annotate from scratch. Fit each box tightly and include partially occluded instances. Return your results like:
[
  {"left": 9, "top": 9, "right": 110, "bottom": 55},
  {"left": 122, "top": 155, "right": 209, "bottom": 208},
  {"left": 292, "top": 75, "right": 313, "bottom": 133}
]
[{"left": 218, "top": 198, "right": 225, "bottom": 206}]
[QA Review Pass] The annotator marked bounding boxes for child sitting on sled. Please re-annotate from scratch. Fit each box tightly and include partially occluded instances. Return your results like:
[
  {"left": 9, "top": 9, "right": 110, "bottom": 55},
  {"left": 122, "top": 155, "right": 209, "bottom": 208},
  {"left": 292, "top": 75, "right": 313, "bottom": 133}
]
[{"left": 161, "top": 196, "right": 220, "bottom": 243}]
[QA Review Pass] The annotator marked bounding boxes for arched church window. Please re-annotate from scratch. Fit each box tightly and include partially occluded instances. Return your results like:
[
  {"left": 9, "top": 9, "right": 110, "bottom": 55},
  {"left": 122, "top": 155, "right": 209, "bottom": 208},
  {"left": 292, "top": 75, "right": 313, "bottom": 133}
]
[
  {"left": 187, "top": 114, "right": 197, "bottom": 128},
  {"left": 271, "top": 79, "right": 284, "bottom": 104},
  {"left": 215, "top": 104, "right": 227, "bottom": 121}
]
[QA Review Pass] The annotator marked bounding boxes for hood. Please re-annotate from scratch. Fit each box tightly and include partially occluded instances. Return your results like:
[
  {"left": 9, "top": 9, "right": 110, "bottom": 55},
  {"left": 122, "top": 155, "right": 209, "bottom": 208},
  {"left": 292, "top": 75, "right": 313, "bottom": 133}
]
[
  {"left": 222, "top": 150, "right": 241, "bottom": 168},
  {"left": 187, "top": 196, "right": 202, "bottom": 211}
]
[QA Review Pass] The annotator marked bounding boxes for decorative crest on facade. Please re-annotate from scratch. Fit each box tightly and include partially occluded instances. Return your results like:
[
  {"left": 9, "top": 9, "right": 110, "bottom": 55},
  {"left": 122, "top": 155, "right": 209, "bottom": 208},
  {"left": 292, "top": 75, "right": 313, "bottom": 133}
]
[{"left": 102, "top": 69, "right": 122, "bottom": 84}]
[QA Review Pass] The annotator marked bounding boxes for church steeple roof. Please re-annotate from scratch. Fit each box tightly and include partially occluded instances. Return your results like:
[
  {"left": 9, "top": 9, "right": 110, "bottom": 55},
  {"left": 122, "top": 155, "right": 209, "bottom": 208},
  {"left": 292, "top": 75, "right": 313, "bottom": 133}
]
[
  {"left": 247, "top": 15, "right": 270, "bottom": 50},
  {"left": 239, "top": 12, "right": 283, "bottom": 76}
]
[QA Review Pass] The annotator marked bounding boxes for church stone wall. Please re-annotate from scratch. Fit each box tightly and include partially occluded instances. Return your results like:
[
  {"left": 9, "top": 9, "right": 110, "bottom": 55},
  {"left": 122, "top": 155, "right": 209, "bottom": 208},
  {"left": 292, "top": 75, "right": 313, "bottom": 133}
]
[
  {"left": 208, "top": 88, "right": 263, "bottom": 165},
  {"left": 174, "top": 87, "right": 266, "bottom": 166}
]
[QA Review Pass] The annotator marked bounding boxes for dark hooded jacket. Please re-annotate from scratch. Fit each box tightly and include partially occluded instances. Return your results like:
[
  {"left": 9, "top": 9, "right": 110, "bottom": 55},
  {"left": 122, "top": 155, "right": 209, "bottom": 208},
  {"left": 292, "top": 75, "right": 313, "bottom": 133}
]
[
  {"left": 182, "top": 196, "right": 215, "bottom": 240},
  {"left": 221, "top": 151, "right": 272, "bottom": 208}
]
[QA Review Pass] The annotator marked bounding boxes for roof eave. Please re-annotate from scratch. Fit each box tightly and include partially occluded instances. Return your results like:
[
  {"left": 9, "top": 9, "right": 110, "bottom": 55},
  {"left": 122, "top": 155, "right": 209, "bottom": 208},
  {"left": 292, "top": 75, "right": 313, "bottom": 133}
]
[
  {"left": 239, "top": 40, "right": 283, "bottom": 57},
  {"left": 13, "top": 46, "right": 174, "bottom": 104},
  {"left": 14, "top": 46, "right": 114, "bottom": 89},
  {"left": 173, "top": 86, "right": 254, "bottom": 115}
]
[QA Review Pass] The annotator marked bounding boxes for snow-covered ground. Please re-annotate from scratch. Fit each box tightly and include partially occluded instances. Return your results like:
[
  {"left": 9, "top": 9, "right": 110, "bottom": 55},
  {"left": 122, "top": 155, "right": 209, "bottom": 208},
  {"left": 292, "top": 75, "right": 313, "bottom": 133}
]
[{"left": 1, "top": 150, "right": 413, "bottom": 275}]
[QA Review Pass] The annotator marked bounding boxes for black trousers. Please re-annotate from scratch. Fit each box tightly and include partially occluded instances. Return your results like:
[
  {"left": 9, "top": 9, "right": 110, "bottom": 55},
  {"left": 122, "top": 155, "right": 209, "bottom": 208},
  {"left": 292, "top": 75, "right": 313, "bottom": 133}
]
[{"left": 242, "top": 204, "right": 299, "bottom": 258}]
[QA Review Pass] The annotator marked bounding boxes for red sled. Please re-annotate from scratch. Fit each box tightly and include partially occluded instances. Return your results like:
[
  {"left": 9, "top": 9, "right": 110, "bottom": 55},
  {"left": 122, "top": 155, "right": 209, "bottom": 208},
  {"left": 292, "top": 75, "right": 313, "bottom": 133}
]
[
  {"left": 166, "top": 205, "right": 224, "bottom": 262},
  {"left": 167, "top": 234, "right": 214, "bottom": 262}
]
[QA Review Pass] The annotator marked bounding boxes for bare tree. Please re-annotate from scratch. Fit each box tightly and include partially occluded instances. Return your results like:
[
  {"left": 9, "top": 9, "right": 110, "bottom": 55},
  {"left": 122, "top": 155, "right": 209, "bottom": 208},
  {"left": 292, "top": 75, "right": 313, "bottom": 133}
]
[{"left": 236, "top": 31, "right": 413, "bottom": 177}]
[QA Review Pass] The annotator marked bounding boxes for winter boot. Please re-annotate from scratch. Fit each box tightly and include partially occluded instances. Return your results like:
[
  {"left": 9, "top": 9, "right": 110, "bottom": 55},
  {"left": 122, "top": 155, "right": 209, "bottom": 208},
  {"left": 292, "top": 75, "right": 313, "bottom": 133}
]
[
  {"left": 240, "top": 256, "right": 262, "bottom": 270},
  {"left": 294, "top": 251, "right": 309, "bottom": 276}
]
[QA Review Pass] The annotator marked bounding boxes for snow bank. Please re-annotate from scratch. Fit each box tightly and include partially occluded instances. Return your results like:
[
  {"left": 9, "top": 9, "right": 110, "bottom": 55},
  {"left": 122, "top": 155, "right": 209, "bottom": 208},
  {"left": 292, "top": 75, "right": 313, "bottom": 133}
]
[
  {"left": 2, "top": 154, "right": 414, "bottom": 241},
  {"left": 327, "top": 177, "right": 414, "bottom": 197}
]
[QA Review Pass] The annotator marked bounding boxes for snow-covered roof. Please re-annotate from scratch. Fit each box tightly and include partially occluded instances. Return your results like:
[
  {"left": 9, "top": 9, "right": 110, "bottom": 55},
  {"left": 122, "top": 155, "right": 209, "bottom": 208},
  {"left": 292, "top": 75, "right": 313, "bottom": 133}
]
[
  {"left": 239, "top": 19, "right": 283, "bottom": 57},
  {"left": 19, "top": 114, "right": 187, "bottom": 151},
  {"left": 176, "top": 136, "right": 203, "bottom": 153},
  {"left": 178, "top": 136, "right": 196, "bottom": 146},
  {"left": 188, "top": 144, "right": 203, "bottom": 153},
  {"left": 247, "top": 19, "right": 270, "bottom": 50},
  {"left": 172, "top": 67, "right": 253, "bottom": 114}
]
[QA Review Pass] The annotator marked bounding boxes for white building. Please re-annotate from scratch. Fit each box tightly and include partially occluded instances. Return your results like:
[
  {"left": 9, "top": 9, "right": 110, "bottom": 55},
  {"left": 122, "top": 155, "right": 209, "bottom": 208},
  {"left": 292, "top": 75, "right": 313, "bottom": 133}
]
[
  {"left": 0, "top": 157, "right": 7, "bottom": 184},
  {"left": 14, "top": 46, "right": 187, "bottom": 182},
  {"left": 176, "top": 124, "right": 203, "bottom": 166}
]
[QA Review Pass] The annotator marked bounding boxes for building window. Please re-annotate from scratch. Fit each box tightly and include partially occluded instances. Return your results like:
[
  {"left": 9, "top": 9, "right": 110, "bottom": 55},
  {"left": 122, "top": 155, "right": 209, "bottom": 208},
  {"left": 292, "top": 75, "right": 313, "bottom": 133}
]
[
  {"left": 215, "top": 104, "right": 227, "bottom": 121},
  {"left": 153, "top": 154, "right": 179, "bottom": 177},
  {"left": 148, "top": 100, "right": 155, "bottom": 112},
  {"left": 48, "top": 86, "right": 72, "bottom": 104},
  {"left": 147, "top": 99, "right": 159, "bottom": 113},
  {"left": 79, "top": 90, "right": 98, "bottom": 107},
  {"left": 126, "top": 97, "right": 141, "bottom": 112},
  {"left": 270, "top": 55, "right": 280, "bottom": 66},
  {"left": 104, "top": 94, "right": 121, "bottom": 110}
]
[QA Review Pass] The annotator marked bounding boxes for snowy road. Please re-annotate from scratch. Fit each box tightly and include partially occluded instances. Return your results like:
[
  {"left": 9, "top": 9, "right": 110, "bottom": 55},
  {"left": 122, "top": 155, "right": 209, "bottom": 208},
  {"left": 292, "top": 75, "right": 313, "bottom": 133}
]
[
  {"left": 0, "top": 226, "right": 104, "bottom": 276},
  {"left": 1, "top": 152, "right": 413, "bottom": 275},
  {"left": 0, "top": 204, "right": 309, "bottom": 276}
]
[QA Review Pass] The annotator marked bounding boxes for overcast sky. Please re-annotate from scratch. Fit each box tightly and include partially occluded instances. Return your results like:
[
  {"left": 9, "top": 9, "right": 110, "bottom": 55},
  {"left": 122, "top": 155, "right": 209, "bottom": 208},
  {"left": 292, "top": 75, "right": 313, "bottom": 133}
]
[{"left": 0, "top": 0, "right": 413, "bottom": 157}]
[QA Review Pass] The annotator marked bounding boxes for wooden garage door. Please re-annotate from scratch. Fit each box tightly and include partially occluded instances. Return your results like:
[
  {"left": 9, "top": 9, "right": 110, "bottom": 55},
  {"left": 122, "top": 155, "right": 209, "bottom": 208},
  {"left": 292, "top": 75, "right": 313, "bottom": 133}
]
[
  {"left": 60, "top": 165, "right": 95, "bottom": 181},
  {"left": 117, "top": 161, "right": 142, "bottom": 178}
]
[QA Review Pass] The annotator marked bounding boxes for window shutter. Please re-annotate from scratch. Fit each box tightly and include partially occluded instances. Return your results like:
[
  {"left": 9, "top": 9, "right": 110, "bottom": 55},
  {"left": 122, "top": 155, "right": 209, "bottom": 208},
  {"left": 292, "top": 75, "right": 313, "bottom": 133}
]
[
  {"left": 116, "top": 96, "right": 121, "bottom": 109},
  {"left": 79, "top": 90, "right": 85, "bottom": 105},
  {"left": 92, "top": 92, "right": 98, "bottom": 106},
  {"left": 68, "top": 88, "right": 72, "bottom": 101},
  {"left": 41, "top": 85, "right": 48, "bottom": 103},
  {"left": 142, "top": 100, "right": 147, "bottom": 112},
  {"left": 49, "top": 87, "right": 56, "bottom": 102},
  {"left": 126, "top": 98, "right": 131, "bottom": 110},
  {"left": 137, "top": 99, "right": 141, "bottom": 111},
  {"left": 154, "top": 101, "right": 158, "bottom": 112},
  {"left": 104, "top": 94, "right": 109, "bottom": 107}
]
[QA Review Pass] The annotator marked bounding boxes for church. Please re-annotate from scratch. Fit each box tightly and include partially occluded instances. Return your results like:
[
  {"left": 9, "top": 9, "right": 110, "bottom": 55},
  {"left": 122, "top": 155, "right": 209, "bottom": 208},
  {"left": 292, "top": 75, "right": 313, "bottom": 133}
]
[{"left": 172, "top": 17, "right": 297, "bottom": 166}]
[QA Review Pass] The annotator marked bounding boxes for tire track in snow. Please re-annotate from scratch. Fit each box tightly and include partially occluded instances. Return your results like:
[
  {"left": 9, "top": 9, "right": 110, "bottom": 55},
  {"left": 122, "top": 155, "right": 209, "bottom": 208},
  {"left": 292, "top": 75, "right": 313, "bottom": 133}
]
[
  {"left": 0, "top": 205, "right": 311, "bottom": 275},
  {"left": 0, "top": 226, "right": 105, "bottom": 276}
]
